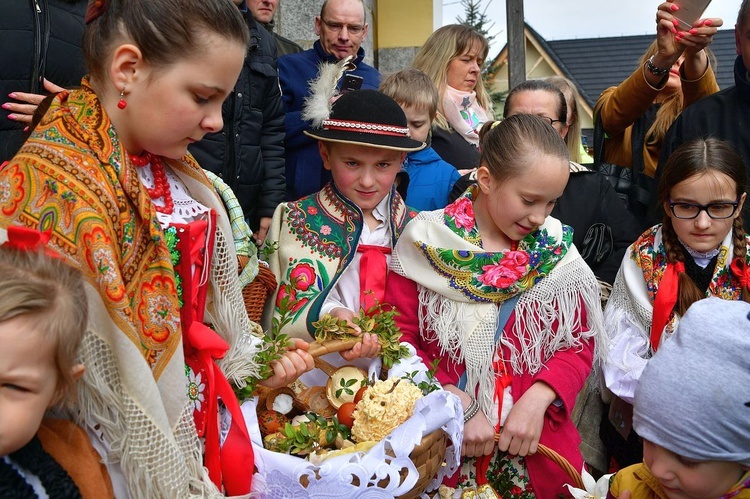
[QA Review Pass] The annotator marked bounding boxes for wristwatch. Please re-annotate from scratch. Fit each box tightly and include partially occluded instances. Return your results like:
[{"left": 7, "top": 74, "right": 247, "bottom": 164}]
[{"left": 645, "top": 55, "right": 670, "bottom": 77}]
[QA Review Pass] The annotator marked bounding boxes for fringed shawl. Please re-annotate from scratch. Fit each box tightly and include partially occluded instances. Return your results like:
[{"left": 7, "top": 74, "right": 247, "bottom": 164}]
[
  {"left": 605, "top": 225, "right": 746, "bottom": 358},
  {"left": 0, "top": 80, "right": 264, "bottom": 498},
  {"left": 391, "top": 191, "right": 603, "bottom": 416}
]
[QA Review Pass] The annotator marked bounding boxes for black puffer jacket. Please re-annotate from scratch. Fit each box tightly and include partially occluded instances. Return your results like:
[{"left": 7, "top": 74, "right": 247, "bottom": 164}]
[
  {"left": 190, "top": 12, "right": 285, "bottom": 232},
  {"left": 0, "top": 0, "right": 87, "bottom": 162}
]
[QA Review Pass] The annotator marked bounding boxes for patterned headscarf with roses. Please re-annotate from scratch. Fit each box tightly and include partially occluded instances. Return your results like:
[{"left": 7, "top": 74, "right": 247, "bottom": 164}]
[{"left": 417, "top": 186, "right": 572, "bottom": 303}]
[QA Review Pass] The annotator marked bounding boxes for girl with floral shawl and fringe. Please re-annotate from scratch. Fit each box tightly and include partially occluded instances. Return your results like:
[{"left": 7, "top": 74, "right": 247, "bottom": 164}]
[
  {"left": 602, "top": 138, "right": 750, "bottom": 466},
  {"left": 386, "top": 115, "right": 604, "bottom": 498},
  {"left": 0, "top": 0, "right": 313, "bottom": 497}
]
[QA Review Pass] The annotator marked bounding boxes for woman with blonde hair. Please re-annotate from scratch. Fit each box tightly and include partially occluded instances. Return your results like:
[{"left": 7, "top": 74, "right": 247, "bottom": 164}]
[
  {"left": 595, "top": 2, "right": 721, "bottom": 179},
  {"left": 412, "top": 24, "right": 493, "bottom": 171}
]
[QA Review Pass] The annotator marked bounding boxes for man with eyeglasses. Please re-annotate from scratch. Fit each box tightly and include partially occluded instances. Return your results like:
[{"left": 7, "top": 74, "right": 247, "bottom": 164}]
[{"left": 278, "top": 0, "right": 380, "bottom": 200}]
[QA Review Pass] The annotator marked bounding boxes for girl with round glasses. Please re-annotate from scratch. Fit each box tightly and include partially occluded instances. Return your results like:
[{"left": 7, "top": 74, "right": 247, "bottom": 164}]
[{"left": 601, "top": 138, "right": 749, "bottom": 465}]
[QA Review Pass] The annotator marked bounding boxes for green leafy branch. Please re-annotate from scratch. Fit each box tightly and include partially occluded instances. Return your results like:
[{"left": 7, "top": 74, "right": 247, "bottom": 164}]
[
  {"left": 233, "top": 280, "right": 298, "bottom": 401},
  {"left": 258, "top": 239, "right": 279, "bottom": 261},
  {"left": 353, "top": 299, "right": 410, "bottom": 369},
  {"left": 268, "top": 413, "right": 350, "bottom": 455},
  {"left": 400, "top": 358, "right": 442, "bottom": 396},
  {"left": 335, "top": 377, "right": 361, "bottom": 398},
  {"left": 312, "top": 299, "right": 411, "bottom": 370},
  {"left": 234, "top": 331, "right": 290, "bottom": 401}
]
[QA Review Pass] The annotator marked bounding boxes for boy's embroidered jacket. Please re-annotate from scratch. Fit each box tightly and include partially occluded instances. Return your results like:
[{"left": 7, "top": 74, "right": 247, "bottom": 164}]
[{"left": 263, "top": 182, "right": 415, "bottom": 339}]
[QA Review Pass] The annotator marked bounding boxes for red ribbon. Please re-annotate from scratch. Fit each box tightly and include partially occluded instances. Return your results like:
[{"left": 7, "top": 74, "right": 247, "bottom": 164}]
[
  {"left": 731, "top": 257, "right": 750, "bottom": 288},
  {"left": 358, "top": 244, "right": 391, "bottom": 314},
  {"left": 177, "top": 218, "right": 253, "bottom": 495},
  {"left": 475, "top": 358, "right": 513, "bottom": 486},
  {"left": 3, "top": 226, "right": 62, "bottom": 259},
  {"left": 185, "top": 323, "right": 254, "bottom": 495},
  {"left": 650, "top": 260, "right": 685, "bottom": 351}
]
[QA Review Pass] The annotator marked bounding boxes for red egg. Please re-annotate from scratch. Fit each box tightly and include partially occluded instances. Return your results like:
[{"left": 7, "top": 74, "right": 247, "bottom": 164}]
[{"left": 257, "top": 409, "right": 288, "bottom": 437}]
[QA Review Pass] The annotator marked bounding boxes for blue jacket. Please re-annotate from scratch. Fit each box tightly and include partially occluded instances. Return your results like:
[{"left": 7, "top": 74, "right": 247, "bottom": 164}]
[
  {"left": 403, "top": 146, "right": 460, "bottom": 211},
  {"left": 278, "top": 40, "right": 380, "bottom": 201}
]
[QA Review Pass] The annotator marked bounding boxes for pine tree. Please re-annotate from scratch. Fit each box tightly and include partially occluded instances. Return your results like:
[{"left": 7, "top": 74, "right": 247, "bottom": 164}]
[{"left": 456, "top": 0, "right": 495, "bottom": 45}]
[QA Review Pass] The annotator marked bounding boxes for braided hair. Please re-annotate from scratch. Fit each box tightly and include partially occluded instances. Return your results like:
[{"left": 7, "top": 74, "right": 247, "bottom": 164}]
[{"left": 657, "top": 139, "right": 748, "bottom": 314}]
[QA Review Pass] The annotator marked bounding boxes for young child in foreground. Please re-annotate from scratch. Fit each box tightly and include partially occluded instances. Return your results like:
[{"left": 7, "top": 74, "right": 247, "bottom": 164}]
[
  {"left": 264, "top": 89, "right": 424, "bottom": 363},
  {"left": 379, "top": 68, "right": 460, "bottom": 211},
  {"left": 0, "top": 231, "right": 113, "bottom": 497},
  {"left": 608, "top": 297, "right": 750, "bottom": 498}
]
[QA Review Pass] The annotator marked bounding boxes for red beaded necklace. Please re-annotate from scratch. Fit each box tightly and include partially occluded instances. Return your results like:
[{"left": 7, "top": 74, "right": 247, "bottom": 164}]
[{"left": 129, "top": 152, "right": 175, "bottom": 215}]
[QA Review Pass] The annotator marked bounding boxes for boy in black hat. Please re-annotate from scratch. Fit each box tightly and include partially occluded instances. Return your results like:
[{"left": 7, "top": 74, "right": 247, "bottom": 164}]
[{"left": 262, "top": 89, "right": 424, "bottom": 364}]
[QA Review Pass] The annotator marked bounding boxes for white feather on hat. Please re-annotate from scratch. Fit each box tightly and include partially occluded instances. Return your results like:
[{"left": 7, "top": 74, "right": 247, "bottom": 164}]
[{"left": 302, "top": 55, "right": 356, "bottom": 128}]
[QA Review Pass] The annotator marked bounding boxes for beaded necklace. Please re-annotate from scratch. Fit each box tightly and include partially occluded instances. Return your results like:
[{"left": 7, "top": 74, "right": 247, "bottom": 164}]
[{"left": 129, "top": 152, "right": 175, "bottom": 214}]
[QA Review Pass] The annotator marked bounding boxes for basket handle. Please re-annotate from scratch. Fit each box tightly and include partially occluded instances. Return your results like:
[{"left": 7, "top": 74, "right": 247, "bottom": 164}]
[{"left": 493, "top": 434, "right": 583, "bottom": 488}]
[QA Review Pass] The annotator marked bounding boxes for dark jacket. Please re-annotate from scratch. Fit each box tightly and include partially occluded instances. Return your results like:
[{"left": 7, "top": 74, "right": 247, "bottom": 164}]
[
  {"left": 278, "top": 40, "right": 381, "bottom": 200},
  {"left": 0, "top": 0, "right": 87, "bottom": 162},
  {"left": 554, "top": 163, "right": 641, "bottom": 284},
  {"left": 658, "top": 56, "right": 750, "bottom": 229},
  {"left": 262, "top": 19, "right": 303, "bottom": 56},
  {"left": 189, "top": 12, "right": 285, "bottom": 232},
  {"left": 431, "top": 124, "right": 480, "bottom": 171}
]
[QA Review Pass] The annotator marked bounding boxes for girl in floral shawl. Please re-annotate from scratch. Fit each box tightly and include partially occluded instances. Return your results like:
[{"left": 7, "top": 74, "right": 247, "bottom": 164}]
[
  {"left": 386, "top": 115, "right": 604, "bottom": 497},
  {"left": 602, "top": 138, "right": 750, "bottom": 467},
  {"left": 0, "top": 0, "right": 313, "bottom": 496}
]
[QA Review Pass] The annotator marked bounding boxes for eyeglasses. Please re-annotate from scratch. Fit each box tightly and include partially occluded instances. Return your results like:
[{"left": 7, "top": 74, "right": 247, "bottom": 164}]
[
  {"left": 321, "top": 19, "right": 365, "bottom": 35},
  {"left": 667, "top": 197, "right": 742, "bottom": 219},
  {"left": 539, "top": 116, "right": 565, "bottom": 127}
]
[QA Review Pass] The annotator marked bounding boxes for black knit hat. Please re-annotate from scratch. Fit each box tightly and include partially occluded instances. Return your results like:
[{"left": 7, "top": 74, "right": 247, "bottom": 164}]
[{"left": 304, "top": 90, "right": 425, "bottom": 151}]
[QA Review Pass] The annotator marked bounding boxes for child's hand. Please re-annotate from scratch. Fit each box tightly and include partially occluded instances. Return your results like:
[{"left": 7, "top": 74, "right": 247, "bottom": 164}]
[
  {"left": 259, "top": 338, "right": 314, "bottom": 389},
  {"left": 462, "top": 409, "right": 495, "bottom": 457},
  {"left": 619, "top": 491, "right": 631, "bottom": 499},
  {"left": 329, "top": 307, "right": 382, "bottom": 361},
  {"left": 497, "top": 381, "right": 556, "bottom": 456},
  {"left": 443, "top": 385, "right": 495, "bottom": 457}
]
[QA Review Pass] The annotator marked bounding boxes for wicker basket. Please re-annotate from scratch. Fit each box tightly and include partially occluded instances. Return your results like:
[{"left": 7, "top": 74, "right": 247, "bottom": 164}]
[
  {"left": 494, "top": 433, "right": 584, "bottom": 488},
  {"left": 237, "top": 255, "right": 277, "bottom": 323},
  {"left": 297, "top": 428, "right": 448, "bottom": 497},
  {"left": 304, "top": 354, "right": 450, "bottom": 497},
  {"left": 537, "top": 443, "right": 584, "bottom": 489},
  {"left": 395, "top": 429, "right": 449, "bottom": 498}
]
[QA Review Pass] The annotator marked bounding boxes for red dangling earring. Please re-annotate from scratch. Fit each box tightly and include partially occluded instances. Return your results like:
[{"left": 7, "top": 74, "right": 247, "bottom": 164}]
[{"left": 117, "top": 88, "right": 127, "bottom": 109}]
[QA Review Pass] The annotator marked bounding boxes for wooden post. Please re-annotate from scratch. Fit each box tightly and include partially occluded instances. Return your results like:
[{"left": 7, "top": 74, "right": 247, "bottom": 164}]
[{"left": 506, "top": 0, "right": 526, "bottom": 89}]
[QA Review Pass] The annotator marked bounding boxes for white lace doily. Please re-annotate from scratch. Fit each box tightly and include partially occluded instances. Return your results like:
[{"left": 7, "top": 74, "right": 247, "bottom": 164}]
[{"left": 242, "top": 349, "right": 463, "bottom": 498}]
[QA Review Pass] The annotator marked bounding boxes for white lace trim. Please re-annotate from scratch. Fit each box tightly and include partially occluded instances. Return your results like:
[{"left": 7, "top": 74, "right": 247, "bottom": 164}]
[{"left": 136, "top": 162, "right": 211, "bottom": 226}]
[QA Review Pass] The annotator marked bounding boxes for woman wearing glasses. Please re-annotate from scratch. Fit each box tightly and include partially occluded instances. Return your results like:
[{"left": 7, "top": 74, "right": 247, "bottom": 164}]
[
  {"left": 602, "top": 138, "right": 749, "bottom": 463},
  {"left": 411, "top": 24, "right": 492, "bottom": 172}
]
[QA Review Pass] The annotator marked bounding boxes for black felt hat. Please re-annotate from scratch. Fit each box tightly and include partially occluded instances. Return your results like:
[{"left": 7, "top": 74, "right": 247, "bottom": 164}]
[{"left": 304, "top": 90, "right": 425, "bottom": 151}]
